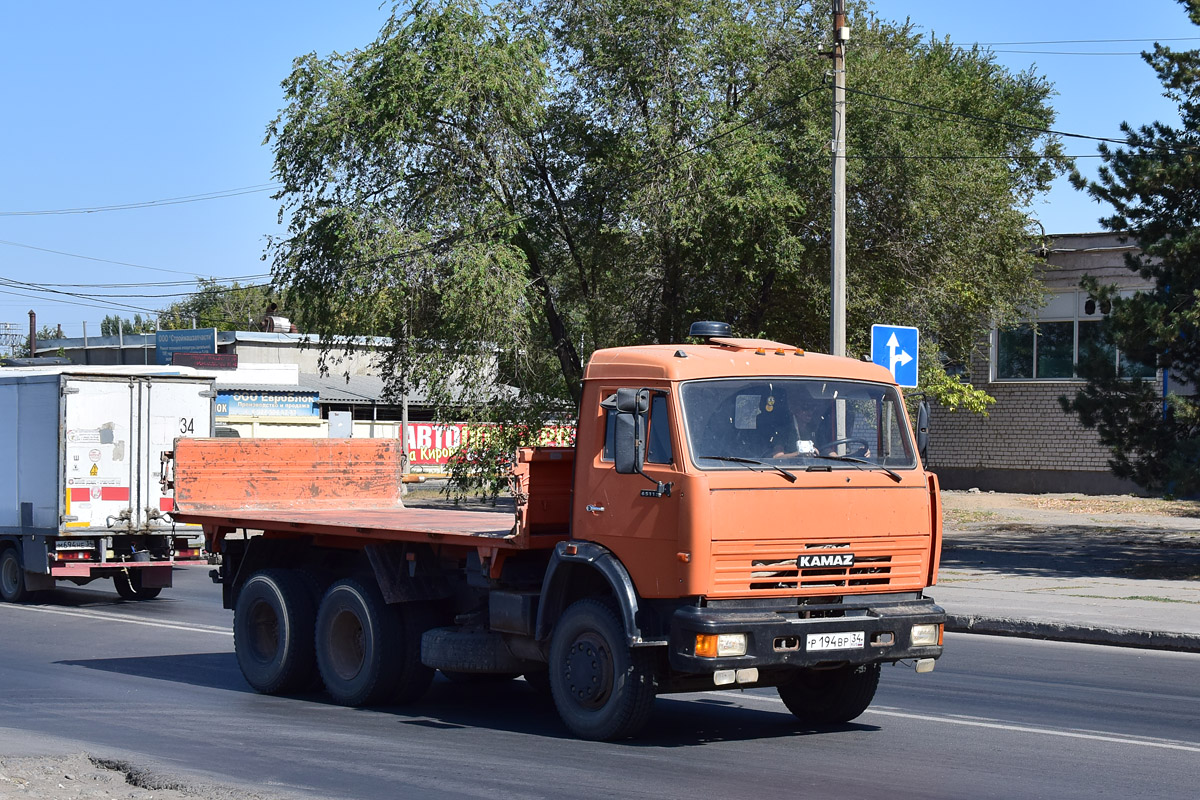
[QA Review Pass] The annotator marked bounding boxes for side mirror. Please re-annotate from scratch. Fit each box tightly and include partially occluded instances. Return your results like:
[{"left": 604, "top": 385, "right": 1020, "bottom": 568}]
[
  {"left": 604, "top": 387, "right": 671, "bottom": 497},
  {"left": 614, "top": 387, "right": 649, "bottom": 414},
  {"left": 916, "top": 400, "right": 930, "bottom": 463},
  {"left": 613, "top": 408, "right": 645, "bottom": 475}
]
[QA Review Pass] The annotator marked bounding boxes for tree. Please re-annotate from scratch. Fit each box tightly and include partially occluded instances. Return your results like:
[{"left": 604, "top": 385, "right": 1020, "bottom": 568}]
[
  {"left": 1063, "top": 0, "right": 1200, "bottom": 497},
  {"left": 266, "top": 0, "right": 1066, "bottom": 455},
  {"left": 157, "top": 278, "right": 274, "bottom": 331},
  {"left": 100, "top": 314, "right": 156, "bottom": 336}
]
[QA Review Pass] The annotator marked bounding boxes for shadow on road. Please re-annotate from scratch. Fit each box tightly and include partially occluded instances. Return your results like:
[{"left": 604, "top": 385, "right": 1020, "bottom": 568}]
[
  {"left": 56, "top": 652, "right": 247, "bottom": 692},
  {"left": 53, "top": 656, "right": 881, "bottom": 745},
  {"left": 942, "top": 524, "right": 1200, "bottom": 580},
  {"left": 378, "top": 679, "right": 880, "bottom": 745}
]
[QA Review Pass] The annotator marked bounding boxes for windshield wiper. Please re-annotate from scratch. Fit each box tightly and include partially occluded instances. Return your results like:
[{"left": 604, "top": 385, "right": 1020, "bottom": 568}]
[
  {"left": 810, "top": 454, "right": 903, "bottom": 483},
  {"left": 701, "top": 455, "right": 797, "bottom": 483}
]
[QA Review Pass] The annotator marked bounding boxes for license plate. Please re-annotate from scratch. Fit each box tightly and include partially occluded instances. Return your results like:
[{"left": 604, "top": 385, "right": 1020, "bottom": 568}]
[
  {"left": 56, "top": 539, "right": 94, "bottom": 550},
  {"left": 807, "top": 631, "right": 865, "bottom": 652}
]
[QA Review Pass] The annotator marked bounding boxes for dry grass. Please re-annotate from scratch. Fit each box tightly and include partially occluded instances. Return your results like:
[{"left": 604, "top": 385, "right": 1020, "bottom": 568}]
[
  {"left": 1026, "top": 495, "right": 1200, "bottom": 518},
  {"left": 944, "top": 509, "right": 1003, "bottom": 524}
]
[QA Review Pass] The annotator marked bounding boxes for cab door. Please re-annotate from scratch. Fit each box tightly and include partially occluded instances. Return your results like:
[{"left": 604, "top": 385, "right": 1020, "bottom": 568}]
[{"left": 572, "top": 387, "right": 682, "bottom": 597}]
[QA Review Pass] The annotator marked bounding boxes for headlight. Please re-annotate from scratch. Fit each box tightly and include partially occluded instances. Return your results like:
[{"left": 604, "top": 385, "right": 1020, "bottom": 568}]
[
  {"left": 695, "top": 632, "right": 748, "bottom": 657},
  {"left": 911, "top": 623, "right": 942, "bottom": 646}
]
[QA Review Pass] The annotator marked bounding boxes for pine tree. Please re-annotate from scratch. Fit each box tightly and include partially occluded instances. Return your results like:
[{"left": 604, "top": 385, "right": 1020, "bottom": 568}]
[{"left": 1064, "top": 0, "right": 1200, "bottom": 496}]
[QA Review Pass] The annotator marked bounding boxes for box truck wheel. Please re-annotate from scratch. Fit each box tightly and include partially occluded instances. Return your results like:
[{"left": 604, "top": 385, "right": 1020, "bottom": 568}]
[
  {"left": 234, "top": 569, "right": 318, "bottom": 694},
  {"left": 0, "top": 547, "right": 29, "bottom": 603},
  {"left": 113, "top": 570, "right": 162, "bottom": 601},
  {"left": 315, "top": 579, "right": 431, "bottom": 706},
  {"left": 777, "top": 663, "right": 880, "bottom": 724},
  {"left": 548, "top": 598, "right": 656, "bottom": 741}
]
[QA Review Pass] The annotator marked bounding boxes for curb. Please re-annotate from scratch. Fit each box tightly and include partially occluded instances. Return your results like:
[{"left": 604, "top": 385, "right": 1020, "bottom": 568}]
[{"left": 946, "top": 614, "right": 1200, "bottom": 654}]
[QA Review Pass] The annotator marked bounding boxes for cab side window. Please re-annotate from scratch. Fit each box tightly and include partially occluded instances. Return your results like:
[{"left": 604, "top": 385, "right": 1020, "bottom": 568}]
[
  {"left": 601, "top": 392, "right": 673, "bottom": 464},
  {"left": 646, "top": 394, "right": 672, "bottom": 464}
]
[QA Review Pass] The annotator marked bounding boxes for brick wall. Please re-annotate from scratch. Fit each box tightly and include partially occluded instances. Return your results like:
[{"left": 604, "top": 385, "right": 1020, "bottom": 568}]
[{"left": 923, "top": 232, "right": 1157, "bottom": 493}]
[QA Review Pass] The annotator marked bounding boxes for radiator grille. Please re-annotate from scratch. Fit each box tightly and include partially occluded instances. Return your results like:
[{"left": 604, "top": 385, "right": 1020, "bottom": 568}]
[{"left": 711, "top": 535, "right": 930, "bottom": 598}]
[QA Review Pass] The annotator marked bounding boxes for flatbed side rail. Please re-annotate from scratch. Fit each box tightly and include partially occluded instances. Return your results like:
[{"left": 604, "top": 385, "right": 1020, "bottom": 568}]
[{"left": 172, "top": 438, "right": 405, "bottom": 512}]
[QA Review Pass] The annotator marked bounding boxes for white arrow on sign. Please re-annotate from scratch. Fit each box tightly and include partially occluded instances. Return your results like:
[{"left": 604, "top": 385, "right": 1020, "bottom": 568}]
[{"left": 887, "top": 332, "right": 913, "bottom": 375}]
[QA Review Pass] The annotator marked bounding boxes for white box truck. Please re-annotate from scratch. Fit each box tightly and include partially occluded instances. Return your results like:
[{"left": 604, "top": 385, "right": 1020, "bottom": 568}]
[{"left": 0, "top": 365, "right": 216, "bottom": 602}]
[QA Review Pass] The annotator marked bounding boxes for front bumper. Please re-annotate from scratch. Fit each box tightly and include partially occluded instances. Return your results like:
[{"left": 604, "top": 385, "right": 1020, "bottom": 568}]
[{"left": 668, "top": 593, "right": 945, "bottom": 673}]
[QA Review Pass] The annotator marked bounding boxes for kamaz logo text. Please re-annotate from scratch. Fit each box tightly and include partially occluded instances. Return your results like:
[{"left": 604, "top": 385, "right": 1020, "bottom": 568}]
[{"left": 797, "top": 553, "right": 855, "bottom": 568}]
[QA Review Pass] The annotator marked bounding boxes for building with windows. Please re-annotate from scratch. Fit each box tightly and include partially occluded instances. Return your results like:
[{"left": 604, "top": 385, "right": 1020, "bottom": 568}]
[{"left": 926, "top": 232, "right": 1159, "bottom": 494}]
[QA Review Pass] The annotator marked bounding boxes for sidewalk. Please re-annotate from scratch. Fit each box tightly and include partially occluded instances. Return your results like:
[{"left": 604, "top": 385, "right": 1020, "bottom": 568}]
[{"left": 932, "top": 491, "right": 1200, "bottom": 652}]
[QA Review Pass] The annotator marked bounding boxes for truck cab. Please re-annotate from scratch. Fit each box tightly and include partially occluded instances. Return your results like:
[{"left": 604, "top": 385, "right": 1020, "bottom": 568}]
[{"left": 533, "top": 330, "right": 944, "bottom": 734}]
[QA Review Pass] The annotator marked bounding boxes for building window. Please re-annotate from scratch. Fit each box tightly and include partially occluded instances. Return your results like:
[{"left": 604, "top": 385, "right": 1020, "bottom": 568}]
[{"left": 993, "top": 289, "right": 1156, "bottom": 381}]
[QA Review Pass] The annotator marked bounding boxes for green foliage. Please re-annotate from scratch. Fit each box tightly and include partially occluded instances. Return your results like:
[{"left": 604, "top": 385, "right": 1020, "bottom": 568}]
[
  {"left": 157, "top": 278, "right": 274, "bottom": 331},
  {"left": 100, "top": 314, "right": 156, "bottom": 337},
  {"left": 918, "top": 359, "right": 995, "bottom": 415},
  {"left": 1063, "top": 0, "right": 1200, "bottom": 497},
  {"left": 265, "top": 0, "right": 1067, "bottom": 491}
]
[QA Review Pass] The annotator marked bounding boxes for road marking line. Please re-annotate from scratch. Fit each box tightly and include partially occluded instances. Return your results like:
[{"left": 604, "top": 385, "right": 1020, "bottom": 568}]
[
  {"left": 734, "top": 694, "right": 1200, "bottom": 753},
  {"left": 0, "top": 603, "right": 232, "bottom": 637}
]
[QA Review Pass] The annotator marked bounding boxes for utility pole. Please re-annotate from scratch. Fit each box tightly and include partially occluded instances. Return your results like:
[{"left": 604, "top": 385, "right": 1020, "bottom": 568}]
[{"left": 830, "top": 1, "right": 849, "bottom": 357}]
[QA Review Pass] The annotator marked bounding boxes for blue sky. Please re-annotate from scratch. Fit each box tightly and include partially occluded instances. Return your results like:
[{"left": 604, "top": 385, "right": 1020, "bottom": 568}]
[{"left": 0, "top": 0, "right": 1194, "bottom": 339}]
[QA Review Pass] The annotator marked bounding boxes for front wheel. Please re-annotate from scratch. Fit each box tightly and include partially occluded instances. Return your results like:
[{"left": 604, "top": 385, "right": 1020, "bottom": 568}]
[
  {"left": 0, "top": 547, "right": 29, "bottom": 603},
  {"left": 113, "top": 570, "right": 162, "bottom": 601},
  {"left": 777, "top": 663, "right": 881, "bottom": 724},
  {"left": 548, "top": 598, "right": 656, "bottom": 741}
]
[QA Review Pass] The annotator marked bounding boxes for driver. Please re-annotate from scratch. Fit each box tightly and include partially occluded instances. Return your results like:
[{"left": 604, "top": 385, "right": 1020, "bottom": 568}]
[{"left": 773, "top": 400, "right": 830, "bottom": 457}]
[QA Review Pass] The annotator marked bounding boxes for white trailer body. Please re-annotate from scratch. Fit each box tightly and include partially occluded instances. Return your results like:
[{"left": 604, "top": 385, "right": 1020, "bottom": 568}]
[{"left": 0, "top": 367, "right": 215, "bottom": 601}]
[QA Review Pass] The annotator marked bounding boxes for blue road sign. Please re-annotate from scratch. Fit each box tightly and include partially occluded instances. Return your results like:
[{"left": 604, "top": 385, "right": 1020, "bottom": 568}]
[
  {"left": 156, "top": 328, "right": 217, "bottom": 365},
  {"left": 871, "top": 324, "right": 919, "bottom": 388}
]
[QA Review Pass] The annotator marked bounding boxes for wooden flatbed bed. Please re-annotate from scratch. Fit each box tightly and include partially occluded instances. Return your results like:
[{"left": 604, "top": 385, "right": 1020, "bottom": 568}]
[{"left": 168, "top": 438, "right": 572, "bottom": 552}]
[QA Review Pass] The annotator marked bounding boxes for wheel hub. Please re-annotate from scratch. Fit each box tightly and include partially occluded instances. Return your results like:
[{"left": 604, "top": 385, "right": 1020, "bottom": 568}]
[
  {"left": 247, "top": 599, "right": 281, "bottom": 662},
  {"left": 563, "top": 632, "right": 613, "bottom": 709},
  {"left": 328, "top": 608, "right": 366, "bottom": 681}
]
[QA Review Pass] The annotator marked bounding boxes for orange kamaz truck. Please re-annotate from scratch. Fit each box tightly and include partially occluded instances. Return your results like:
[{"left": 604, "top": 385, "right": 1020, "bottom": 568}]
[{"left": 169, "top": 322, "right": 945, "bottom": 740}]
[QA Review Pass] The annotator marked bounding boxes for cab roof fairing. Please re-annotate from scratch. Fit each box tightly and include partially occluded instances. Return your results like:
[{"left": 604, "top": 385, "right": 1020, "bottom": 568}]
[{"left": 582, "top": 342, "right": 899, "bottom": 385}]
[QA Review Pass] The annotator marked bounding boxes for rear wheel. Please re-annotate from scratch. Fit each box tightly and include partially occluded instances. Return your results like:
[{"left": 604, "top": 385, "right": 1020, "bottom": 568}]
[
  {"left": 113, "top": 570, "right": 162, "bottom": 601},
  {"left": 315, "top": 579, "right": 433, "bottom": 706},
  {"left": 548, "top": 598, "right": 656, "bottom": 741},
  {"left": 233, "top": 569, "right": 318, "bottom": 694},
  {"left": 777, "top": 663, "right": 881, "bottom": 724},
  {"left": 0, "top": 547, "right": 28, "bottom": 603}
]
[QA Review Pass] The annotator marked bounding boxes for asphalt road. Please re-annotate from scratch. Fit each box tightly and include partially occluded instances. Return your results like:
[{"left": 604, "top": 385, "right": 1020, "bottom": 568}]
[{"left": 1, "top": 567, "right": 1197, "bottom": 800}]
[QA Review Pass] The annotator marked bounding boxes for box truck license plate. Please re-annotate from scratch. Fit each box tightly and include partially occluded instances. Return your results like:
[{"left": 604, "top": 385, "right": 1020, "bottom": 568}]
[{"left": 807, "top": 631, "right": 865, "bottom": 652}]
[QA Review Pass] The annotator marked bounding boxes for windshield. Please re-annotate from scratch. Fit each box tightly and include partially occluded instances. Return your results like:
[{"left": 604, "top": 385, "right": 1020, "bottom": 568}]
[{"left": 679, "top": 378, "right": 917, "bottom": 471}]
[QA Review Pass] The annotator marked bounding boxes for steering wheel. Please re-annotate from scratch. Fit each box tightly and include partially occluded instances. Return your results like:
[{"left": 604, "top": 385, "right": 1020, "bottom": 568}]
[{"left": 821, "top": 438, "right": 871, "bottom": 458}]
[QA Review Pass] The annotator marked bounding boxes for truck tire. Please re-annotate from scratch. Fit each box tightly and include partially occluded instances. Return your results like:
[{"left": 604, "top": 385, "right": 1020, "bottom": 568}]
[
  {"left": 548, "top": 598, "right": 656, "bottom": 741},
  {"left": 315, "top": 579, "right": 432, "bottom": 706},
  {"left": 234, "top": 569, "right": 318, "bottom": 695},
  {"left": 113, "top": 570, "right": 163, "bottom": 601},
  {"left": 0, "top": 547, "right": 29, "bottom": 603},
  {"left": 421, "top": 627, "right": 526, "bottom": 675},
  {"left": 777, "top": 663, "right": 881, "bottom": 725}
]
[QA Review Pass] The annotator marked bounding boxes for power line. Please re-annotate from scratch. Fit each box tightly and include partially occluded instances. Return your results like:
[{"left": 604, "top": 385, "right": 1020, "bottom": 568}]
[
  {"left": 969, "top": 37, "right": 1200, "bottom": 46},
  {"left": 0, "top": 286, "right": 160, "bottom": 316},
  {"left": 987, "top": 50, "right": 1147, "bottom": 56},
  {"left": 36, "top": 275, "right": 271, "bottom": 288},
  {"left": 842, "top": 86, "right": 1129, "bottom": 145},
  {"left": 0, "top": 238, "right": 255, "bottom": 277},
  {"left": 847, "top": 153, "right": 1104, "bottom": 161},
  {"left": 0, "top": 184, "right": 282, "bottom": 217}
]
